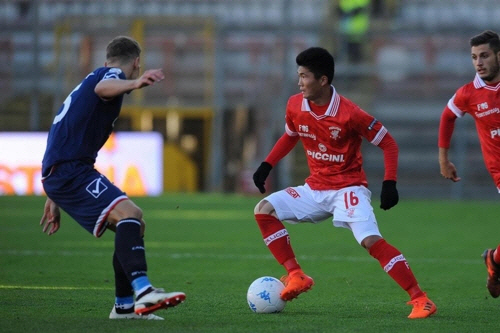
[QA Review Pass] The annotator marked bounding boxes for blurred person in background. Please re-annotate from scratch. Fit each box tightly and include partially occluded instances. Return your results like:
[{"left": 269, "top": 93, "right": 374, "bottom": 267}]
[
  {"left": 39, "top": 36, "right": 185, "bottom": 320},
  {"left": 438, "top": 30, "right": 500, "bottom": 299},
  {"left": 337, "top": 0, "right": 370, "bottom": 63},
  {"left": 252, "top": 46, "right": 436, "bottom": 319}
]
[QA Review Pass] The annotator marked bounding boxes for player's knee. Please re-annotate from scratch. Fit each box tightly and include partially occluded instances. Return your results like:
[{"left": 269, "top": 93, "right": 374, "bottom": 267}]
[
  {"left": 140, "top": 219, "right": 146, "bottom": 236},
  {"left": 108, "top": 199, "right": 143, "bottom": 224},
  {"left": 254, "top": 200, "right": 275, "bottom": 215},
  {"left": 361, "top": 235, "right": 383, "bottom": 250},
  {"left": 120, "top": 205, "right": 143, "bottom": 221},
  {"left": 129, "top": 206, "right": 143, "bottom": 220}
]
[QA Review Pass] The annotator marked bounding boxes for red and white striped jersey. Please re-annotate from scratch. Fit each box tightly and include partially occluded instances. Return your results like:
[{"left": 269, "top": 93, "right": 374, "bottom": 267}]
[
  {"left": 284, "top": 86, "right": 388, "bottom": 190},
  {"left": 445, "top": 74, "right": 500, "bottom": 187}
]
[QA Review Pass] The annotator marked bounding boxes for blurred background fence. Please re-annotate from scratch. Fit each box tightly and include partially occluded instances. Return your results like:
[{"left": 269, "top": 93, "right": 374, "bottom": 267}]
[{"left": 1, "top": 0, "right": 499, "bottom": 199}]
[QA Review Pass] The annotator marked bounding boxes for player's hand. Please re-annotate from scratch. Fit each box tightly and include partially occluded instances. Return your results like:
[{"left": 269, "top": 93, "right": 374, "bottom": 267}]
[
  {"left": 40, "top": 198, "right": 61, "bottom": 235},
  {"left": 253, "top": 162, "right": 272, "bottom": 194},
  {"left": 439, "top": 160, "right": 461, "bottom": 182},
  {"left": 135, "top": 69, "right": 165, "bottom": 89},
  {"left": 380, "top": 180, "right": 399, "bottom": 210}
]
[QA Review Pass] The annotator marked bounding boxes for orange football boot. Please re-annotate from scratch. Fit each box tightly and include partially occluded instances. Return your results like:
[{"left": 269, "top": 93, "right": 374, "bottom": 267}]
[
  {"left": 280, "top": 270, "right": 314, "bottom": 301},
  {"left": 407, "top": 293, "right": 437, "bottom": 319},
  {"left": 482, "top": 249, "right": 500, "bottom": 298}
]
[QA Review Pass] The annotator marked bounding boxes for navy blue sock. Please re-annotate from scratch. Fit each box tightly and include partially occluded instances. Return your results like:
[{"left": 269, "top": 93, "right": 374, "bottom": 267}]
[
  {"left": 113, "top": 251, "right": 134, "bottom": 299},
  {"left": 114, "top": 218, "right": 149, "bottom": 286}
]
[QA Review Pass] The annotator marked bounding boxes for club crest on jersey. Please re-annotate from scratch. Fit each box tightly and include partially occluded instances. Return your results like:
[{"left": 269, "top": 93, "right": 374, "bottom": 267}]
[
  {"left": 86, "top": 176, "right": 108, "bottom": 198},
  {"left": 329, "top": 126, "right": 341, "bottom": 140}
]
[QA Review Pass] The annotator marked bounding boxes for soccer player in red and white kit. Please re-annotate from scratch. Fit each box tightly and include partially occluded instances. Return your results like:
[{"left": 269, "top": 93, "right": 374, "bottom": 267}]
[
  {"left": 252, "top": 47, "right": 436, "bottom": 319},
  {"left": 439, "top": 30, "right": 500, "bottom": 299}
]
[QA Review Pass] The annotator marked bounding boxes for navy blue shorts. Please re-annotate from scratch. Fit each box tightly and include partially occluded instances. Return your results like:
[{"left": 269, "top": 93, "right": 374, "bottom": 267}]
[{"left": 42, "top": 160, "right": 128, "bottom": 237}]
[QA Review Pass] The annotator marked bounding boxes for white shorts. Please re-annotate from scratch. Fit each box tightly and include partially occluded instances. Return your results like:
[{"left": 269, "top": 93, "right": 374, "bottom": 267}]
[{"left": 265, "top": 183, "right": 382, "bottom": 244}]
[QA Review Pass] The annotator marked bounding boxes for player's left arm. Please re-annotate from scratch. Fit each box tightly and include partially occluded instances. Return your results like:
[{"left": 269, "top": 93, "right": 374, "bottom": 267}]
[
  {"left": 95, "top": 69, "right": 164, "bottom": 100},
  {"left": 357, "top": 112, "right": 399, "bottom": 210},
  {"left": 40, "top": 197, "right": 61, "bottom": 236},
  {"left": 377, "top": 132, "right": 399, "bottom": 210},
  {"left": 354, "top": 109, "right": 398, "bottom": 181},
  {"left": 377, "top": 132, "right": 398, "bottom": 182}
]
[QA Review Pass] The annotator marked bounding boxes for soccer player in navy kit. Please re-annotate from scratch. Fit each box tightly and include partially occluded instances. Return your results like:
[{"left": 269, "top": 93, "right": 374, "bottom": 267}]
[{"left": 40, "top": 36, "right": 185, "bottom": 320}]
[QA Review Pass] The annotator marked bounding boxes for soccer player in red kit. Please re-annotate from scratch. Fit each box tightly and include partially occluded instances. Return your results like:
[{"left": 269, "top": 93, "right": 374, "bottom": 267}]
[
  {"left": 252, "top": 47, "right": 436, "bottom": 319},
  {"left": 439, "top": 30, "right": 500, "bottom": 298}
]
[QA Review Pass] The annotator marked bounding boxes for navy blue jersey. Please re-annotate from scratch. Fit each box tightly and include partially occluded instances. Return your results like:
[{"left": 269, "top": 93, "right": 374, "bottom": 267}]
[{"left": 42, "top": 67, "right": 126, "bottom": 175}]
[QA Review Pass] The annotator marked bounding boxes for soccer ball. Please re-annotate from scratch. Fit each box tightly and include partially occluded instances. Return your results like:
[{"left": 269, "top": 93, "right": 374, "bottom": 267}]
[{"left": 247, "top": 276, "right": 286, "bottom": 313}]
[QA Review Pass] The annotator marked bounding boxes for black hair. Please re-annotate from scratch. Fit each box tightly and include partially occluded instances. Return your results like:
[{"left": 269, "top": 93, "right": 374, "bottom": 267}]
[
  {"left": 470, "top": 30, "right": 500, "bottom": 54},
  {"left": 296, "top": 47, "right": 335, "bottom": 84}
]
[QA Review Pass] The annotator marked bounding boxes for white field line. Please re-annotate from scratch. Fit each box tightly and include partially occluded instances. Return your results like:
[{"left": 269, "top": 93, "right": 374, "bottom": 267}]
[
  {"left": 0, "top": 285, "right": 113, "bottom": 290},
  {"left": 0, "top": 249, "right": 480, "bottom": 265}
]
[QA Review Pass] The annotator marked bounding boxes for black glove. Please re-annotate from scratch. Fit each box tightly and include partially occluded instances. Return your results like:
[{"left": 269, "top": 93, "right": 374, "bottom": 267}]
[
  {"left": 380, "top": 180, "right": 399, "bottom": 210},
  {"left": 253, "top": 162, "right": 272, "bottom": 194}
]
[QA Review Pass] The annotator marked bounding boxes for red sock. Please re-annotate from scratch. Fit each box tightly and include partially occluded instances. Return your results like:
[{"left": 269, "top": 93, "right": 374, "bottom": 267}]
[
  {"left": 255, "top": 214, "right": 300, "bottom": 273},
  {"left": 494, "top": 245, "right": 500, "bottom": 264},
  {"left": 369, "top": 239, "right": 424, "bottom": 300}
]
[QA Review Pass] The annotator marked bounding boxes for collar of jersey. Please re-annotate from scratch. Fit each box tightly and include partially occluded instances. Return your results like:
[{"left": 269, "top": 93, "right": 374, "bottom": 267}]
[
  {"left": 301, "top": 85, "right": 340, "bottom": 120},
  {"left": 473, "top": 73, "right": 500, "bottom": 91}
]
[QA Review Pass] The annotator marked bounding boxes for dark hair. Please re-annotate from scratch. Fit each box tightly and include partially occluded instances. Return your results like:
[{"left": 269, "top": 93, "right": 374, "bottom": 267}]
[
  {"left": 470, "top": 30, "right": 500, "bottom": 54},
  {"left": 296, "top": 47, "right": 335, "bottom": 84},
  {"left": 106, "top": 36, "right": 141, "bottom": 64}
]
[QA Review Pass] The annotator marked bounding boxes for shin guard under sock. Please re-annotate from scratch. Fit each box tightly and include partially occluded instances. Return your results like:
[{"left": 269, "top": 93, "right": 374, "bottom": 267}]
[
  {"left": 369, "top": 239, "right": 423, "bottom": 299},
  {"left": 114, "top": 218, "right": 149, "bottom": 287},
  {"left": 255, "top": 214, "right": 298, "bottom": 270},
  {"left": 113, "top": 251, "right": 134, "bottom": 299}
]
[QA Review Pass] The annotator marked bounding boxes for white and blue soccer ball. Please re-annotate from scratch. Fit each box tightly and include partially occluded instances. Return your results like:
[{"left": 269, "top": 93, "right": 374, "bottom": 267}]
[{"left": 247, "top": 276, "right": 286, "bottom": 313}]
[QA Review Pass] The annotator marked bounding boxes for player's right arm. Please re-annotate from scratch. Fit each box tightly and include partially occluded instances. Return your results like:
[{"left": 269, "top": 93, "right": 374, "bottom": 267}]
[
  {"left": 253, "top": 132, "right": 299, "bottom": 194},
  {"left": 253, "top": 99, "right": 300, "bottom": 193},
  {"left": 40, "top": 197, "right": 61, "bottom": 235},
  {"left": 95, "top": 69, "right": 164, "bottom": 100},
  {"left": 438, "top": 107, "right": 461, "bottom": 182}
]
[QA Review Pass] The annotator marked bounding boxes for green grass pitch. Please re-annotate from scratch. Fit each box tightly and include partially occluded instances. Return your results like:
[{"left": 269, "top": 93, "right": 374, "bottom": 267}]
[{"left": 1, "top": 193, "right": 499, "bottom": 332}]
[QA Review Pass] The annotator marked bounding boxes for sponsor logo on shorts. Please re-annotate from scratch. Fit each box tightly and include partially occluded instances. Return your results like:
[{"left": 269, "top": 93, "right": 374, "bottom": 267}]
[
  {"left": 264, "top": 229, "right": 289, "bottom": 246},
  {"left": 285, "top": 187, "right": 300, "bottom": 198},
  {"left": 86, "top": 176, "right": 108, "bottom": 198}
]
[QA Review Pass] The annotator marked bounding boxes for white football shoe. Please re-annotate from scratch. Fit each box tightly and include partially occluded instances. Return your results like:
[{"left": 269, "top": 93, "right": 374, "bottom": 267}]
[
  {"left": 134, "top": 288, "right": 186, "bottom": 316},
  {"left": 109, "top": 306, "right": 164, "bottom": 320}
]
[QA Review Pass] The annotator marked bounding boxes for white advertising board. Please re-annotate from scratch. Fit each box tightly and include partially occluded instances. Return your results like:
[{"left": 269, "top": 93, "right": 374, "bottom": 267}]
[{"left": 0, "top": 132, "right": 163, "bottom": 196}]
